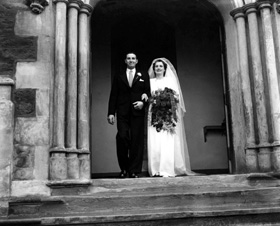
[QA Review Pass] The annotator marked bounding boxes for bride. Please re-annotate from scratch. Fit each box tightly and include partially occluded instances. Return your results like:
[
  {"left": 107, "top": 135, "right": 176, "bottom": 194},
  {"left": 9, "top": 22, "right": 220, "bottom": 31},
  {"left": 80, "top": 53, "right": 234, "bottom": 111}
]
[{"left": 147, "top": 58, "right": 194, "bottom": 177}]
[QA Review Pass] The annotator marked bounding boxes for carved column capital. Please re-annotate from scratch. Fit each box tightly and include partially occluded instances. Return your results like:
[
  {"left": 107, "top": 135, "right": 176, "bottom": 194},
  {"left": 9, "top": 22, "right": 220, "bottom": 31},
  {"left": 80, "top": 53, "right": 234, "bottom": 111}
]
[
  {"left": 68, "top": 0, "right": 82, "bottom": 10},
  {"left": 230, "top": 7, "right": 245, "bottom": 20},
  {"left": 256, "top": 0, "right": 273, "bottom": 11},
  {"left": 25, "top": 0, "right": 49, "bottom": 14},
  {"left": 53, "top": 0, "right": 69, "bottom": 5},
  {"left": 275, "top": 0, "right": 280, "bottom": 13},
  {"left": 243, "top": 3, "right": 258, "bottom": 15},
  {"left": 79, "top": 3, "right": 93, "bottom": 16}
]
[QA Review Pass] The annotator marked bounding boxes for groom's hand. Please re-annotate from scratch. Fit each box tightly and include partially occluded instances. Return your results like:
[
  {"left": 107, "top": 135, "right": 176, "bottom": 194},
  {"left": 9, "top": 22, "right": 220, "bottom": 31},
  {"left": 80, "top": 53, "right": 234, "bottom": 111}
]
[
  {"left": 133, "top": 101, "right": 144, "bottom": 110},
  {"left": 108, "top": 115, "right": 115, "bottom": 125}
]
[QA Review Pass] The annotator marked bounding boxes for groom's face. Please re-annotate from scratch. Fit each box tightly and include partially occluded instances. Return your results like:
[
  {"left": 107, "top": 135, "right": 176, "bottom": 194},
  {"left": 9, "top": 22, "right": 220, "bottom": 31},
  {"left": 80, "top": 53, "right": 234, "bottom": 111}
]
[{"left": 125, "top": 53, "right": 138, "bottom": 69}]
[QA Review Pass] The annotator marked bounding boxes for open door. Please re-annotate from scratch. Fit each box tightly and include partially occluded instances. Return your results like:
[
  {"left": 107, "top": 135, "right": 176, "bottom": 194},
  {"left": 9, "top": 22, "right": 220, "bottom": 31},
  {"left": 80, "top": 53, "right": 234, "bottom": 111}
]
[{"left": 91, "top": 0, "right": 229, "bottom": 177}]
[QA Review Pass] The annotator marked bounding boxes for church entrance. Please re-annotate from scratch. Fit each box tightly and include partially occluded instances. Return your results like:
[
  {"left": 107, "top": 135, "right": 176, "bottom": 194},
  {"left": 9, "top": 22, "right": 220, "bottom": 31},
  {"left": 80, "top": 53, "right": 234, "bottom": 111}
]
[{"left": 90, "top": 0, "right": 230, "bottom": 177}]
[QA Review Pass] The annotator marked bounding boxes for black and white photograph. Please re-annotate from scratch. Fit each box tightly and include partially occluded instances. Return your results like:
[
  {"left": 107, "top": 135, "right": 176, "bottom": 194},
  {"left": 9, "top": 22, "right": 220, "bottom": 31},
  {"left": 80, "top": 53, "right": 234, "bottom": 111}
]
[{"left": 1, "top": 0, "right": 280, "bottom": 225}]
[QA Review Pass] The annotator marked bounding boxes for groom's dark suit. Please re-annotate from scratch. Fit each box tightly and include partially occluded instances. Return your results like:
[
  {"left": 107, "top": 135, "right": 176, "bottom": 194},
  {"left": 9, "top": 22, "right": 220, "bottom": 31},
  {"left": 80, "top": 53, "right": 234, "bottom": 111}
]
[{"left": 108, "top": 69, "right": 150, "bottom": 175}]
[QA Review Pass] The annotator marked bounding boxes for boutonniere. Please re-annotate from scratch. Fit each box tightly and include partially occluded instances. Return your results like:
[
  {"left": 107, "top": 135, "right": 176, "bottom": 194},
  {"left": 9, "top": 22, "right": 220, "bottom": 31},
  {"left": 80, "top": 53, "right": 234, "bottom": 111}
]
[{"left": 137, "top": 72, "right": 142, "bottom": 77}]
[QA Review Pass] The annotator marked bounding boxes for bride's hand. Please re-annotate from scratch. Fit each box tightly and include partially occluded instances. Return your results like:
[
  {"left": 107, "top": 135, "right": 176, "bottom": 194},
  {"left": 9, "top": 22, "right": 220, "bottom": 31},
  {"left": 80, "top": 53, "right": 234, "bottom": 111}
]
[
  {"left": 141, "top": 93, "right": 148, "bottom": 102},
  {"left": 133, "top": 101, "right": 144, "bottom": 110}
]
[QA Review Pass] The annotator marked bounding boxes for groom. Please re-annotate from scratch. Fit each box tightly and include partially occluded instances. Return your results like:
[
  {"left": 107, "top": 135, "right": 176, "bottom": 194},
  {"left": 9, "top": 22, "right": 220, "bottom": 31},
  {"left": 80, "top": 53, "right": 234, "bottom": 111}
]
[{"left": 107, "top": 53, "right": 150, "bottom": 178}]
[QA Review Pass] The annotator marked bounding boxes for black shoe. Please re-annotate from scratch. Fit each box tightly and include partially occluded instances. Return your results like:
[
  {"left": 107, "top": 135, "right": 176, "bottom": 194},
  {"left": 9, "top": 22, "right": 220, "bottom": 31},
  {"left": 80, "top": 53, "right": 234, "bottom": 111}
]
[
  {"left": 153, "top": 174, "right": 163, "bottom": 177},
  {"left": 130, "top": 173, "right": 139, "bottom": 178},
  {"left": 119, "top": 171, "right": 127, "bottom": 179}
]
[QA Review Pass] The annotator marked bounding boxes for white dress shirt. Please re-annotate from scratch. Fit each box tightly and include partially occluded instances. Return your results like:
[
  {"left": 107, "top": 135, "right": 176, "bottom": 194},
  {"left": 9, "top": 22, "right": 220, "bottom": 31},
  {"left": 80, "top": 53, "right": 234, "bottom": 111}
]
[{"left": 126, "top": 68, "right": 136, "bottom": 82}]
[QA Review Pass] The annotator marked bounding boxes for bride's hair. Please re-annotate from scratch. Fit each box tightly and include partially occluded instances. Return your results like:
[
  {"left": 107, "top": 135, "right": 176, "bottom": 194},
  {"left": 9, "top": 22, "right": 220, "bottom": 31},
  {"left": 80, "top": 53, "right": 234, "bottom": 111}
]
[{"left": 152, "top": 59, "right": 167, "bottom": 76}]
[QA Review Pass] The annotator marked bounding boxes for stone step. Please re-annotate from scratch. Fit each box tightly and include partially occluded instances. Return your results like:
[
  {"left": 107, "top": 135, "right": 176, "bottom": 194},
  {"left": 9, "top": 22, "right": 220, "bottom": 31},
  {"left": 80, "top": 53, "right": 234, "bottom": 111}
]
[
  {"left": 6, "top": 174, "right": 280, "bottom": 225},
  {"left": 5, "top": 205, "right": 280, "bottom": 225},
  {"left": 8, "top": 187, "right": 280, "bottom": 218},
  {"left": 49, "top": 174, "right": 280, "bottom": 196},
  {"left": 40, "top": 209, "right": 280, "bottom": 226}
]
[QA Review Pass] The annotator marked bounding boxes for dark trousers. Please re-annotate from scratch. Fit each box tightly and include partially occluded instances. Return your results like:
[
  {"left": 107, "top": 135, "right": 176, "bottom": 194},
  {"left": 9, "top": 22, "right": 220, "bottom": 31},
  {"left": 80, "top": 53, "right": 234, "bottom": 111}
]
[{"left": 116, "top": 115, "right": 144, "bottom": 174}]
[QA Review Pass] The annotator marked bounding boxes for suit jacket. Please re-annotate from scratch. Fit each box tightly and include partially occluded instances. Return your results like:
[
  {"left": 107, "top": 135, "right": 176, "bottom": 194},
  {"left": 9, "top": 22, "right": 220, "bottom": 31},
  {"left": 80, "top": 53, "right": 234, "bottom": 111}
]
[{"left": 108, "top": 70, "right": 151, "bottom": 118}]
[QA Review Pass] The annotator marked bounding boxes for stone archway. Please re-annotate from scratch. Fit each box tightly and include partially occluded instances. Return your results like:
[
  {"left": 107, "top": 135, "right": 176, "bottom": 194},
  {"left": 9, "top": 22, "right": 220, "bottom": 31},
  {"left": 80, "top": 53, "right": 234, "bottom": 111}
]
[
  {"left": 89, "top": 0, "right": 236, "bottom": 176},
  {"left": 47, "top": 0, "right": 249, "bottom": 182},
  {"left": 48, "top": 0, "right": 280, "bottom": 182}
]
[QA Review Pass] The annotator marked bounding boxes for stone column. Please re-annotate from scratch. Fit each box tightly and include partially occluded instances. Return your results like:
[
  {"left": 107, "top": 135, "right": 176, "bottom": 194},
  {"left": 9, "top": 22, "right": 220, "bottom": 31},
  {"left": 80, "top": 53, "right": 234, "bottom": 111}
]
[
  {"left": 258, "top": 1, "right": 280, "bottom": 172},
  {"left": 273, "top": 0, "right": 280, "bottom": 89},
  {"left": 231, "top": 8, "right": 257, "bottom": 172},
  {"left": 0, "top": 78, "right": 14, "bottom": 197},
  {"left": 244, "top": 3, "right": 271, "bottom": 172},
  {"left": 78, "top": 3, "right": 93, "bottom": 179},
  {"left": 50, "top": 0, "right": 68, "bottom": 180},
  {"left": 66, "top": 0, "right": 80, "bottom": 180}
]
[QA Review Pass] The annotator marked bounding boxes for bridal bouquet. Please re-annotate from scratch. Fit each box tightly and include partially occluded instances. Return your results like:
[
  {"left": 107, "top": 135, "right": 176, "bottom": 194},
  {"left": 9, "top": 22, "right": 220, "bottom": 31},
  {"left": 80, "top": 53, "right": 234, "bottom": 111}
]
[{"left": 149, "top": 87, "right": 179, "bottom": 134}]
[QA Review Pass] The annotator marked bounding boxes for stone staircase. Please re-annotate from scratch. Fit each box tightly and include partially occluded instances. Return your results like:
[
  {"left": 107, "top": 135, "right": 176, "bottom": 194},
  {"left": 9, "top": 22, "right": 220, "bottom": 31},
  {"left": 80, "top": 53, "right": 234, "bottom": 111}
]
[{"left": 3, "top": 174, "right": 280, "bottom": 225}]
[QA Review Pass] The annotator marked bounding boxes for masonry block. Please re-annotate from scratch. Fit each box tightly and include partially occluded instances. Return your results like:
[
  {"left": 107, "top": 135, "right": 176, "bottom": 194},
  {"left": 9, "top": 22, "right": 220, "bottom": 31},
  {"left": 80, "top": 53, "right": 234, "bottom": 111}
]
[
  {"left": 0, "top": 1, "right": 37, "bottom": 77},
  {"left": 14, "top": 89, "right": 36, "bottom": 117},
  {"left": 13, "top": 145, "right": 34, "bottom": 180}
]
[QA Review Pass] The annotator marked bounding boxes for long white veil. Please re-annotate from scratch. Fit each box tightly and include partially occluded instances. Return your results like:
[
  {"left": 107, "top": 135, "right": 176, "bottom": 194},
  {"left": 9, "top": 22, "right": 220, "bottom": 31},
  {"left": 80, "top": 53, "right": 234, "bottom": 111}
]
[
  {"left": 148, "top": 58, "right": 186, "bottom": 114},
  {"left": 147, "top": 58, "right": 194, "bottom": 175}
]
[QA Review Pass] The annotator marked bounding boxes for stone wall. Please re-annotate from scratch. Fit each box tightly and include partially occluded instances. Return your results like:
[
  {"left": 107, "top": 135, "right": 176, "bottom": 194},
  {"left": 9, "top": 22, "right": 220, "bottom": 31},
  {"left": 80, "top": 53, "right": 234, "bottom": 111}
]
[
  {"left": 0, "top": 0, "right": 37, "bottom": 78},
  {"left": 0, "top": 0, "right": 54, "bottom": 195},
  {"left": 12, "top": 0, "right": 54, "bottom": 184}
]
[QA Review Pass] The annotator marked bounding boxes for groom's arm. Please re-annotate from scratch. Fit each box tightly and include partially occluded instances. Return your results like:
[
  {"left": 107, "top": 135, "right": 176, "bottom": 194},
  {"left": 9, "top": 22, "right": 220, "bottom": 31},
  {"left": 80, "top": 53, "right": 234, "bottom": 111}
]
[
  {"left": 142, "top": 72, "right": 151, "bottom": 103},
  {"left": 108, "top": 75, "right": 118, "bottom": 121},
  {"left": 133, "top": 72, "right": 151, "bottom": 110}
]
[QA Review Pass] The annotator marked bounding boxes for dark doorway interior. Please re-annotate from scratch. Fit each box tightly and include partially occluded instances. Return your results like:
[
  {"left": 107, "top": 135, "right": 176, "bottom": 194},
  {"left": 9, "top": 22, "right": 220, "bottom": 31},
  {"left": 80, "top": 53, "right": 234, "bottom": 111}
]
[
  {"left": 90, "top": 0, "right": 230, "bottom": 178},
  {"left": 111, "top": 16, "right": 177, "bottom": 77}
]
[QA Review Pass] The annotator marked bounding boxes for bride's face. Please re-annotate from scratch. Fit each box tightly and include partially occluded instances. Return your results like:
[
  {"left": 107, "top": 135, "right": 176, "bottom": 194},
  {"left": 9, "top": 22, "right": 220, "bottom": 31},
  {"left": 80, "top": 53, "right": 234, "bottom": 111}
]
[{"left": 154, "top": 62, "right": 165, "bottom": 76}]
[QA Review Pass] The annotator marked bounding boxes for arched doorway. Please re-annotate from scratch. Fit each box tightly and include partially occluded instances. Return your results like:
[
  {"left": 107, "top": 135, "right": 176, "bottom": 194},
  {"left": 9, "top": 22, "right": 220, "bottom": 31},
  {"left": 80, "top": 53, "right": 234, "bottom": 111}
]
[{"left": 90, "top": 0, "right": 230, "bottom": 177}]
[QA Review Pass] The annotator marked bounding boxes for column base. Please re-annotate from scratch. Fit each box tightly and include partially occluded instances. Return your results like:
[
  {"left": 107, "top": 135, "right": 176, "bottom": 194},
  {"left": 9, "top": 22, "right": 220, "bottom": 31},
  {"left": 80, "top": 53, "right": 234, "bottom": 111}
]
[
  {"left": 272, "top": 146, "right": 280, "bottom": 172},
  {"left": 67, "top": 152, "right": 80, "bottom": 179},
  {"left": 79, "top": 153, "right": 90, "bottom": 180},
  {"left": 258, "top": 147, "right": 272, "bottom": 172},
  {"left": 246, "top": 149, "right": 258, "bottom": 172},
  {"left": 50, "top": 146, "right": 66, "bottom": 153},
  {"left": 50, "top": 152, "right": 67, "bottom": 180}
]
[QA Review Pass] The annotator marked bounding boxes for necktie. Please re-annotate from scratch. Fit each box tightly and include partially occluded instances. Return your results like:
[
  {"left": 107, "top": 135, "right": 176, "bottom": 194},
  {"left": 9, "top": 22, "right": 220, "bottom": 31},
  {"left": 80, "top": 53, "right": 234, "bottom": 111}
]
[{"left": 128, "top": 70, "right": 134, "bottom": 87}]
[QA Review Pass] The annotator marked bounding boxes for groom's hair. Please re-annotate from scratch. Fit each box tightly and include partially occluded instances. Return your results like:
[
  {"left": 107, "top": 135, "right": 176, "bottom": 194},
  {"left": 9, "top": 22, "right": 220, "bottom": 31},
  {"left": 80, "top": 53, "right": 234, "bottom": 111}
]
[{"left": 125, "top": 52, "right": 137, "bottom": 59}]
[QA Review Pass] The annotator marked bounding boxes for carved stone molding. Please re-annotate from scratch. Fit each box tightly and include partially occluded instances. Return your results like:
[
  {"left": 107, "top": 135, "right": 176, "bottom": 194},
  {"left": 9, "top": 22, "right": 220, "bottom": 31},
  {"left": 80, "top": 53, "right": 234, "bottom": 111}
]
[
  {"left": 230, "top": 1, "right": 280, "bottom": 17},
  {"left": 230, "top": 7, "right": 245, "bottom": 20},
  {"left": 80, "top": 3, "right": 93, "bottom": 16},
  {"left": 243, "top": 3, "right": 258, "bottom": 15},
  {"left": 68, "top": 0, "right": 82, "bottom": 10},
  {"left": 276, "top": 0, "right": 280, "bottom": 13},
  {"left": 256, "top": 0, "right": 273, "bottom": 11},
  {"left": 25, "top": 0, "right": 49, "bottom": 14}
]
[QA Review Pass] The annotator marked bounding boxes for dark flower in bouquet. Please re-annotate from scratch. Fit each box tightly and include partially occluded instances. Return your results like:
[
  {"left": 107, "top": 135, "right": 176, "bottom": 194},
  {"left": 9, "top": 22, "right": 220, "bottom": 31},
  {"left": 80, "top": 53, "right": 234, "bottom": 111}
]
[{"left": 149, "top": 87, "right": 179, "bottom": 134}]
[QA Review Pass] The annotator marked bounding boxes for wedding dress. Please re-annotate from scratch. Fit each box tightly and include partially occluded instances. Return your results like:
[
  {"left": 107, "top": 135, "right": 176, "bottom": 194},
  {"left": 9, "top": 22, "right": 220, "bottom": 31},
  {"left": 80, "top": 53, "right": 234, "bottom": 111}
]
[{"left": 147, "top": 58, "right": 194, "bottom": 177}]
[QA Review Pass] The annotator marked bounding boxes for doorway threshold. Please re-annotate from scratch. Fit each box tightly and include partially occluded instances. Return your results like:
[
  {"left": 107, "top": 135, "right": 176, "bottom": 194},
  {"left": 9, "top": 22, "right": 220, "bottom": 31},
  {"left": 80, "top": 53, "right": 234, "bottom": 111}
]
[
  {"left": 91, "top": 169, "right": 229, "bottom": 179},
  {"left": 47, "top": 173, "right": 280, "bottom": 197}
]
